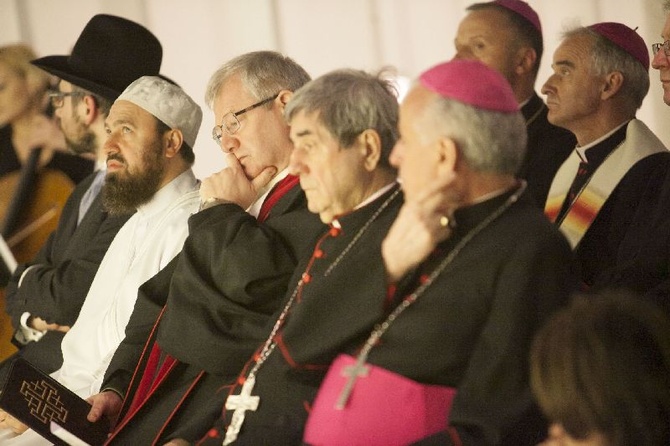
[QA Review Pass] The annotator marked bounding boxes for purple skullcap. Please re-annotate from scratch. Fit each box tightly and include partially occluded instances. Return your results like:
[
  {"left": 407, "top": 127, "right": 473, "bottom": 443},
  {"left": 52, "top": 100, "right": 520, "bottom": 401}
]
[
  {"left": 419, "top": 59, "right": 519, "bottom": 113},
  {"left": 493, "top": 0, "right": 541, "bottom": 33},
  {"left": 588, "top": 22, "right": 649, "bottom": 70}
]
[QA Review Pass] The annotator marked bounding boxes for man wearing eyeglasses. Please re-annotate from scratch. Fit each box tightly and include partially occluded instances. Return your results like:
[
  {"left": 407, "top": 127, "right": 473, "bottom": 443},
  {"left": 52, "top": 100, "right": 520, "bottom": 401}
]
[
  {"left": 1, "top": 15, "right": 162, "bottom": 386},
  {"left": 542, "top": 22, "right": 670, "bottom": 295},
  {"left": 85, "top": 51, "right": 325, "bottom": 444}
]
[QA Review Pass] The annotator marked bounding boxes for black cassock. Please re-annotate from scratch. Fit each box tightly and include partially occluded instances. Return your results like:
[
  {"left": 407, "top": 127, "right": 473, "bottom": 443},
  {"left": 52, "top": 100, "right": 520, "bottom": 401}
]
[
  {"left": 201, "top": 186, "right": 576, "bottom": 446},
  {"left": 517, "top": 92, "right": 576, "bottom": 208},
  {"left": 102, "top": 183, "right": 325, "bottom": 443}
]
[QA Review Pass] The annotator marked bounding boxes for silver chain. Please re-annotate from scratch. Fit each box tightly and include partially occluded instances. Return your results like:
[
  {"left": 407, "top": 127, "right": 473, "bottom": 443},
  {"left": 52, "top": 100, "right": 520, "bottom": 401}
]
[
  {"left": 355, "top": 181, "right": 527, "bottom": 364},
  {"left": 245, "top": 187, "right": 402, "bottom": 380}
]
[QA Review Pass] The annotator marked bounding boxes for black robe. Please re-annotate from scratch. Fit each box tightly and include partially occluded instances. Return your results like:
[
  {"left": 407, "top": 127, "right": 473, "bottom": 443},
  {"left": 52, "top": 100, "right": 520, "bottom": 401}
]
[
  {"left": 200, "top": 186, "right": 575, "bottom": 446},
  {"left": 591, "top": 160, "right": 670, "bottom": 313},
  {"left": 517, "top": 93, "right": 576, "bottom": 208},
  {"left": 567, "top": 139, "right": 670, "bottom": 290},
  {"left": 102, "top": 183, "right": 325, "bottom": 444},
  {"left": 199, "top": 185, "right": 404, "bottom": 445}
]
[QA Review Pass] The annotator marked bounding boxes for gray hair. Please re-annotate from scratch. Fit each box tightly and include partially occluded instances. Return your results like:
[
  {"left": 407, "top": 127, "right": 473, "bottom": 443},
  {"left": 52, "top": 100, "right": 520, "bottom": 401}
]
[
  {"left": 563, "top": 27, "right": 649, "bottom": 111},
  {"left": 665, "top": 0, "right": 670, "bottom": 13},
  {"left": 419, "top": 93, "right": 527, "bottom": 175},
  {"left": 205, "top": 51, "right": 311, "bottom": 109},
  {"left": 284, "top": 68, "right": 399, "bottom": 168}
]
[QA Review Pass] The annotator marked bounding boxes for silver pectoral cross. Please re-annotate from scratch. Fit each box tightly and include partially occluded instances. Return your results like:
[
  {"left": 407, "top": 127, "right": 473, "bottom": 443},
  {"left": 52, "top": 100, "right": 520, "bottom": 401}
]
[
  {"left": 335, "top": 358, "right": 369, "bottom": 410},
  {"left": 223, "top": 375, "right": 260, "bottom": 445}
]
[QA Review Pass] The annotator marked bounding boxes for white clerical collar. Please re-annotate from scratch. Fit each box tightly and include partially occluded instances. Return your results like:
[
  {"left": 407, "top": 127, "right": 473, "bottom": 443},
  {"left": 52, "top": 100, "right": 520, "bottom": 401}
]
[
  {"left": 331, "top": 181, "right": 398, "bottom": 229},
  {"left": 247, "top": 168, "right": 290, "bottom": 218},
  {"left": 575, "top": 120, "right": 629, "bottom": 162}
]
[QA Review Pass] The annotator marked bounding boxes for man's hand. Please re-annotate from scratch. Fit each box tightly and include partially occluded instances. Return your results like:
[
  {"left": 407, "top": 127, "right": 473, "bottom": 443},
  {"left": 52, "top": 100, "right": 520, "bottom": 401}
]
[
  {"left": 29, "top": 316, "right": 70, "bottom": 333},
  {"left": 0, "top": 410, "right": 28, "bottom": 435},
  {"left": 200, "top": 153, "right": 277, "bottom": 210},
  {"left": 86, "top": 390, "right": 123, "bottom": 425},
  {"left": 383, "top": 172, "right": 461, "bottom": 283}
]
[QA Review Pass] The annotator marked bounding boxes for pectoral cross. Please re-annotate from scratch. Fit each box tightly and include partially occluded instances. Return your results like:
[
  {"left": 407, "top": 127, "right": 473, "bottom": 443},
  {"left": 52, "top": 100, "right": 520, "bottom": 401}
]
[
  {"left": 335, "top": 357, "right": 369, "bottom": 410},
  {"left": 223, "top": 375, "right": 260, "bottom": 445}
]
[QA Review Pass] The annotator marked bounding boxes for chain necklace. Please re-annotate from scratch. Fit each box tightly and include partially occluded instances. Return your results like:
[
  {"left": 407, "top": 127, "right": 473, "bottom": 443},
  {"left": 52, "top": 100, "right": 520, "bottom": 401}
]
[
  {"left": 222, "top": 186, "right": 401, "bottom": 445},
  {"left": 336, "top": 181, "right": 527, "bottom": 409}
]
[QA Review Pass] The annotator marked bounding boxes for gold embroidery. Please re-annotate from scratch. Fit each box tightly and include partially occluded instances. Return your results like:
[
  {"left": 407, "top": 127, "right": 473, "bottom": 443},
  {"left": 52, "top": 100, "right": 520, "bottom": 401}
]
[{"left": 20, "top": 380, "right": 68, "bottom": 425}]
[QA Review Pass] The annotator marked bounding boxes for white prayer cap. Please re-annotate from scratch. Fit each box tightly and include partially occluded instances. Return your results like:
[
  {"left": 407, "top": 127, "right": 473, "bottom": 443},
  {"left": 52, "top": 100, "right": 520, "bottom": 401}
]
[{"left": 117, "top": 75, "right": 203, "bottom": 148}]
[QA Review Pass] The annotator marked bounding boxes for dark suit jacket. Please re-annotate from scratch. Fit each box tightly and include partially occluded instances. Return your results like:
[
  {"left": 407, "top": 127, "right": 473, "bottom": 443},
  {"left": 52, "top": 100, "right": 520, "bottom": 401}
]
[{"left": 1, "top": 172, "right": 132, "bottom": 380}]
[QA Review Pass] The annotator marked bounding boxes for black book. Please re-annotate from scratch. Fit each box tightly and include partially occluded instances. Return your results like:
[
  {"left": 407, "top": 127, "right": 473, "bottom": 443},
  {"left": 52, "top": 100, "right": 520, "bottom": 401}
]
[{"left": 0, "top": 357, "right": 109, "bottom": 445}]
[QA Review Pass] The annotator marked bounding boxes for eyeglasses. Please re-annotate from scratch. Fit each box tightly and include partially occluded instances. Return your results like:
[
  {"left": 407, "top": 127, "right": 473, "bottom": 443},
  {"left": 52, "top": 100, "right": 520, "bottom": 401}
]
[
  {"left": 652, "top": 40, "right": 670, "bottom": 57},
  {"left": 211, "top": 93, "right": 279, "bottom": 143},
  {"left": 48, "top": 91, "right": 85, "bottom": 108}
]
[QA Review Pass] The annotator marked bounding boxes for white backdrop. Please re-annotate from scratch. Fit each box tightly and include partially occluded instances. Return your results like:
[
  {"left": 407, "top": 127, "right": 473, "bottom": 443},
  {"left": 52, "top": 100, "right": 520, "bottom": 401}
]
[{"left": 1, "top": 0, "right": 666, "bottom": 179}]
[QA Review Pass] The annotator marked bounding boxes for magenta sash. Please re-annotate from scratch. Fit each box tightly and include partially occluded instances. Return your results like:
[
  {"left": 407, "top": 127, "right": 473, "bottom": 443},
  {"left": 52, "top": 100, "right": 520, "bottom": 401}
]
[{"left": 304, "top": 354, "right": 456, "bottom": 446}]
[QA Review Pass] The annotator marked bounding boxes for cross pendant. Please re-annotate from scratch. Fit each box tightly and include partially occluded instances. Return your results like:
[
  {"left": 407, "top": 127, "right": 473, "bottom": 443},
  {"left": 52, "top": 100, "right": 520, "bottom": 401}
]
[
  {"left": 335, "top": 358, "right": 369, "bottom": 410},
  {"left": 222, "top": 375, "right": 260, "bottom": 445}
]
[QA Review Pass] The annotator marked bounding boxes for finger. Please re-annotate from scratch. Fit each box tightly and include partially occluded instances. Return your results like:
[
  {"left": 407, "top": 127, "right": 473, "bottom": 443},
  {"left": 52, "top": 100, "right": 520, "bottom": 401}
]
[
  {"left": 223, "top": 152, "right": 243, "bottom": 172},
  {"left": 87, "top": 397, "right": 103, "bottom": 422},
  {"left": 250, "top": 166, "right": 278, "bottom": 192}
]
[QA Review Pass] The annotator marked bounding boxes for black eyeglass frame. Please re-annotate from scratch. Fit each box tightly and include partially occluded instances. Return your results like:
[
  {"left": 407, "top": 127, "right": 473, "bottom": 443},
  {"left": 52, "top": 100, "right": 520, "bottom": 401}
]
[{"left": 48, "top": 91, "right": 85, "bottom": 108}]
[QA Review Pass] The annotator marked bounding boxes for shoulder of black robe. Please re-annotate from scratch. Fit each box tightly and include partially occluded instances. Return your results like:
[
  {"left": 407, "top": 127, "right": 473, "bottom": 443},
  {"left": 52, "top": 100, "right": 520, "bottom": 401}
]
[
  {"left": 156, "top": 185, "right": 326, "bottom": 375},
  {"left": 278, "top": 185, "right": 404, "bottom": 367},
  {"left": 367, "top": 191, "right": 576, "bottom": 445},
  {"left": 518, "top": 92, "right": 576, "bottom": 208},
  {"left": 577, "top": 151, "right": 670, "bottom": 287},
  {"left": 101, "top": 255, "right": 181, "bottom": 396}
]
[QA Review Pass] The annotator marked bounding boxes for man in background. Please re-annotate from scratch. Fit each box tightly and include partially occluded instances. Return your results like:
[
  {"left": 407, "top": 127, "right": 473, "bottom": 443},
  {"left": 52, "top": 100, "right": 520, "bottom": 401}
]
[{"left": 454, "top": 0, "right": 576, "bottom": 206}]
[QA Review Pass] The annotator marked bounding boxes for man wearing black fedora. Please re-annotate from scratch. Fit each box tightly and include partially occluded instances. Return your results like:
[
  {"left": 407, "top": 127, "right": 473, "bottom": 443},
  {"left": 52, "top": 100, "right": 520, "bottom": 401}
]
[{"left": 2, "top": 14, "right": 164, "bottom": 386}]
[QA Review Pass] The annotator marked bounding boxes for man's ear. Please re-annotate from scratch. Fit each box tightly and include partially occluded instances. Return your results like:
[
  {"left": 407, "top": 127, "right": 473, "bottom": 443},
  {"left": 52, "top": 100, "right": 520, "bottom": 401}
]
[
  {"left": 601, "top": 71, "right": 624, "bottom": 100},
  {"left": 277, "top": 90, "right": 294, "bottom": 112},
  {"left": 436, "top": 137, "right": 459, "bottom": 173},
  {"left": 515, "top": 47, "right": 537, "bottom": 76},
  {"left": 81, "top": 95, "right": 99, "bottom": 125},
  {"left": 164, "top": 129, "right": 184, "bottom": 159},
  {"left": 358, "top": 129, "right": 383, "bottom": 172}
]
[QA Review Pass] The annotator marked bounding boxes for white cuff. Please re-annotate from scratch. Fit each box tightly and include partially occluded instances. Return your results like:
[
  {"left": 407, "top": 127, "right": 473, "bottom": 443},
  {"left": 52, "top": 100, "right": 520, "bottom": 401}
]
[{"left": 15, "top": 312, "right": 46, "bottom": 345}]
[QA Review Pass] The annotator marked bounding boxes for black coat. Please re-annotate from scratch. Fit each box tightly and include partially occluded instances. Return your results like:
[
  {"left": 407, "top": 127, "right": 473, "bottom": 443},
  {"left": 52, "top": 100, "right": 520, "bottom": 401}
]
[
  {"left": 1, "top": 171, "right": 131, "bottom": 382},
  {"left": 103, "top": 183, "right": 326, "bottom": 444}
]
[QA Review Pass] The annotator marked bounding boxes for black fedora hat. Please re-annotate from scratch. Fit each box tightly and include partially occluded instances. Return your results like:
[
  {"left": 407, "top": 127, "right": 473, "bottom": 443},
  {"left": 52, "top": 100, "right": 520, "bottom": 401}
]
[{"left": 31, "top": 14, "right": 162, "bottom": 100}]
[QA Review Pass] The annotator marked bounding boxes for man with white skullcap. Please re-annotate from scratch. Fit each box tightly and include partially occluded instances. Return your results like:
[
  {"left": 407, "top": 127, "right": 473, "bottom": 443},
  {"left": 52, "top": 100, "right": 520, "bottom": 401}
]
[
  {"left": 302, "top": 59, "right": 576, "bottom": 445},
  {"left": 0, "top": 75, "right": 202, "bottom": 444}
]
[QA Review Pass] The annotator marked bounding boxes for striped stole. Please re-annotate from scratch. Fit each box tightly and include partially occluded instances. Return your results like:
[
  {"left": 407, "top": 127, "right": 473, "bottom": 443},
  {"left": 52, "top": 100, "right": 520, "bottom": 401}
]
[{"left": 545, "top": 119, "right": 667, "bottom": 248}]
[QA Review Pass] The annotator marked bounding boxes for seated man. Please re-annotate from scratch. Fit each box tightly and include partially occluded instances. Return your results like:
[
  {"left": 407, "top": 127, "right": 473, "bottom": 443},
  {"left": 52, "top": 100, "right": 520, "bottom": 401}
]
[
  {"left": 195, "top": 68, "right": 403, "bottom": 445},
  {"left": 0, "top": 75, "right": 203, "bottom": 444},
  {"left": 301, "top": 59, "right": 576, "bottom": 446},
  {"left": 542, "top": 22, "right": 670, "bottom": 290},
  {"left": 87, "top": 51, "right": 325, "bottom": 444},
  {"left": 2, "top": 14, "right": 163, "bottom": 379}
]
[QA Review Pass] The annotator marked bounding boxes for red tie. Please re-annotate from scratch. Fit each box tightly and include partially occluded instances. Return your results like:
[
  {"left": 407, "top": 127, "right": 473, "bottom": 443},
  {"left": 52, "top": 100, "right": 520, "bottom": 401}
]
[{"left": 257, "top": 174, "right": 300, "bottom": 222}]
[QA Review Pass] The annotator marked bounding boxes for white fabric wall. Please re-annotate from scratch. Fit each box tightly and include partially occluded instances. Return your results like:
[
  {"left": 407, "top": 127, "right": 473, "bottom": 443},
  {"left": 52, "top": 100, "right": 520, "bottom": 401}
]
[{"left": 1, "top": 0, "right": 667, "bottom": 179}]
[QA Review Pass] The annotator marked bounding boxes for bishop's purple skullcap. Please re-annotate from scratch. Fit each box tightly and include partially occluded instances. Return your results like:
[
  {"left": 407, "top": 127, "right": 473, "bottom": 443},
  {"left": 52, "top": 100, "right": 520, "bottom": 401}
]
[
  {"left": 117, "top": 76, "right": 203, "bottom": 148},
  {"left": 493, "top": 0, "right": 542, "bottom": 33},
  {"left": 588, "top": 22, "right": 649, "bottom": 70},
  {"left": 419, "top": 59, "right": 519, "bottom": 113}
]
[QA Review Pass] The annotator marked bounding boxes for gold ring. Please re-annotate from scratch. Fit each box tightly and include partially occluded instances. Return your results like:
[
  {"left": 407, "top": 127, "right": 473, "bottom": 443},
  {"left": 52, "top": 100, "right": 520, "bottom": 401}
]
[{"left": 439, "top": 215, "right": 450, "bottom": 228}]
